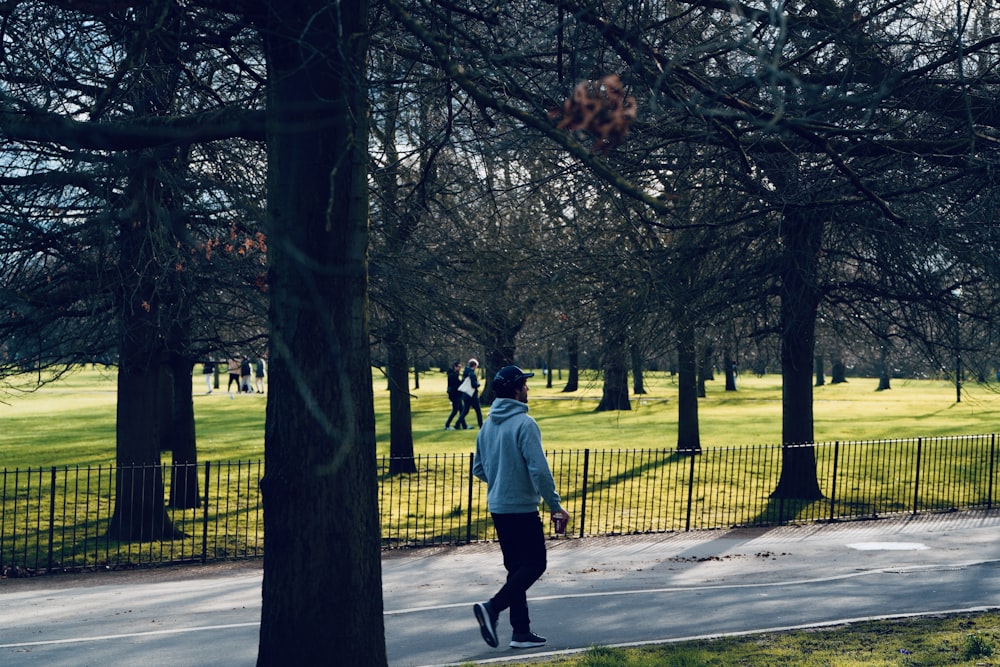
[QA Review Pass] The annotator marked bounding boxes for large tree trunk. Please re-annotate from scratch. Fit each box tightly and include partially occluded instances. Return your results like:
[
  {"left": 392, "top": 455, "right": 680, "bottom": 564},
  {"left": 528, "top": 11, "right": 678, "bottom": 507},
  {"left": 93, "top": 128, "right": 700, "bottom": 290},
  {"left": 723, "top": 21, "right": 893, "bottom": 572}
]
[
  {"left": 108, "top": 0, "right": 184, "bottom": 543},
  {"left": 676, "top": 321, "right": 701, "bottom": 452},
  {"left": 772, "top": 208, "right": 824, "bottom": 500},
  {"left": 256, "top": 2, "right": 386, "bottom": 665},
  {"left": 109, "top": 165, "right": 180, "bottom": 541}
]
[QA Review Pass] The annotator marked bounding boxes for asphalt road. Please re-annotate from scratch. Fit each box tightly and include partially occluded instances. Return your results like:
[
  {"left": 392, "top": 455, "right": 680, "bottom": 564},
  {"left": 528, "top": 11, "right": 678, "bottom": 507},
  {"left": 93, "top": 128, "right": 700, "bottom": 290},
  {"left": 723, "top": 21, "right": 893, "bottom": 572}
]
[{"left": 2, "top": 511, "right": 1000, "bottom": 666}]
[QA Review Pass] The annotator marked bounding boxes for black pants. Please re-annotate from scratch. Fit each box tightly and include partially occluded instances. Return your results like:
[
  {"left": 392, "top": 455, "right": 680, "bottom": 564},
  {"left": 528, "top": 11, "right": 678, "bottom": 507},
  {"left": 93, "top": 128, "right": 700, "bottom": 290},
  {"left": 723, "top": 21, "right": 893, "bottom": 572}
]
[
  {"left": 489, "top": 512, "right": 547, "bottom": 634},
  {"left": 445, "top": 394, "right": 463, "bottom": 428},
  {"left": 460, "top": 392, "right": 483, "bottom": 427}
]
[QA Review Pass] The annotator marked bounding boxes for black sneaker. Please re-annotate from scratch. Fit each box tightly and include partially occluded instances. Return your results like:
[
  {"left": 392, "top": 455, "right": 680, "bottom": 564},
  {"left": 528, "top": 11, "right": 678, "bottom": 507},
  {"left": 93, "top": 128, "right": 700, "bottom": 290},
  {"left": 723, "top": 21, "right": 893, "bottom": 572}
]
[
  {"left": 510, "top": 632, "right": 546, "bottom": 649},
  {"left": 473, "top": 601, "right": 498, "bottom": 648}
]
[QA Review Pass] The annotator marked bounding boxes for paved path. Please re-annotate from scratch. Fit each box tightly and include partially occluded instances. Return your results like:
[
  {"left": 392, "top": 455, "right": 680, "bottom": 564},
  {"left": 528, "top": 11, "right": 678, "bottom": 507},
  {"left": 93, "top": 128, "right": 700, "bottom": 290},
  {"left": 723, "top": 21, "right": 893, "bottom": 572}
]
[{"left": 2, "top": 511, "right": 1000, "bottom": 666}]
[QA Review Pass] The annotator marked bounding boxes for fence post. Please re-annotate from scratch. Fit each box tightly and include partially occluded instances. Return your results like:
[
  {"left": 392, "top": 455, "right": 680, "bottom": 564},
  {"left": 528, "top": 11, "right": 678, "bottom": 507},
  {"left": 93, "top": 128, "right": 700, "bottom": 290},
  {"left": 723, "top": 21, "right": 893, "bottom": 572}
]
[
  {"left": 989, "top": 434, "right": 996, "bottom": 510},
  {"left": 46, "top": 466, "right": 57, "bottom": 574},
  {"left": 201, "top": 461, "right": 211, "bottom": 564},
  {"left": 578, "top": 449, "right": 589, "bottom": 538},
  {"left": 829, "top": 441, "right": 840, "bottom": 522},
  {"left": 466, "top": 453, "right": 475, "bottom": 544},
  {"left": 684, "top": 450, "right": 696, "bottom": 532},
  {"left": 912, "top": 437, "right": 923, "bottom": 515}
]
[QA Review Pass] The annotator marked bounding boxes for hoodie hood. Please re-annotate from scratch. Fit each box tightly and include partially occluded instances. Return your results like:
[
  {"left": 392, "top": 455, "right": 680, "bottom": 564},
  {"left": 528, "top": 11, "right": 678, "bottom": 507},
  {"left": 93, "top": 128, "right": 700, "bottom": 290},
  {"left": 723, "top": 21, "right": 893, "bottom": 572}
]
[{"left": 486, "top": 398, "right": 528, "bottom": 424}]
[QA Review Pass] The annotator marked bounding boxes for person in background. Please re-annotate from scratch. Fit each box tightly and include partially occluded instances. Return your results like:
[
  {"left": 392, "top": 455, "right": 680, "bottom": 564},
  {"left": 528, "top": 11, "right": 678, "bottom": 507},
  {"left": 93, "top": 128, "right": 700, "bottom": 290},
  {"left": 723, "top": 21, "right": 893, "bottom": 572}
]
[
  {"left": 472, "top": 365, "right": 571, "bottom": 650},
  {"left": 444, "top": 360, "right": 463, "bottom": 430},
  {"left": 254, "top": 356, "right": 266, "bottom": 394},
  {"left": 227, "top": 357, "right": 242, "bottom": 397},
  {"left": 202, "top": 361, "right": 214, "bottom": 394},
  {"left": 240, "top": 356, "right": 252, "bottom": 394},
  {"left": 458, "top": 358, "right": 483, "bottom": 429}
]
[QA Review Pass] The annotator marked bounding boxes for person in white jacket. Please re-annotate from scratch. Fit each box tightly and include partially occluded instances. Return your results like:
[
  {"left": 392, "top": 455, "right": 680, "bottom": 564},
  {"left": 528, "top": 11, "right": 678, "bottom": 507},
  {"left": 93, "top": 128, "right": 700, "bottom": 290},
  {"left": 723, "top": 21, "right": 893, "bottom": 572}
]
[{"left": 472, "top": 365, "right": 571, "bottom": 650}]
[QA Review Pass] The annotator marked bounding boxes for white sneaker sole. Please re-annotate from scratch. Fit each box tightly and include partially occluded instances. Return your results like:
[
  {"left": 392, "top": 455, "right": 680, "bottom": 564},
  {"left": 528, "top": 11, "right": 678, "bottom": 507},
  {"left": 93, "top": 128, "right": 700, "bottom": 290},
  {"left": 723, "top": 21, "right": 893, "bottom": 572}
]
[{"left": 473, "top": 603, "right": 498, "bottom": 648}]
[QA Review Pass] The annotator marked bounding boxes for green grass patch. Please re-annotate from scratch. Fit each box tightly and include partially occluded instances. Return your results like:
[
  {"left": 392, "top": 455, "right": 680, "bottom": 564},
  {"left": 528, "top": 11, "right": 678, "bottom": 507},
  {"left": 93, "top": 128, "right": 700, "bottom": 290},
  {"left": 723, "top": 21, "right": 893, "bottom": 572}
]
[
  {"left": 523, "top": 612, "right": 1000, "bottom": 666},
  {"left": 396, "top": 370, "right": 1000, "bottom": 457},
  {"left": 2, "top": 366, "right": 997, "bottom": 467}
]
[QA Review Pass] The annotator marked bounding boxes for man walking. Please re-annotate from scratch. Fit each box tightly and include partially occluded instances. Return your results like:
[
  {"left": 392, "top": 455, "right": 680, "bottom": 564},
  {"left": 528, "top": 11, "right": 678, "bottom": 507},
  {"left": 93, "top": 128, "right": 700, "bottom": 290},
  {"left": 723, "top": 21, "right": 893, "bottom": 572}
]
[
  {"left": 472, "top": 365, "right": 571, "bottom": 650},
  {"left": 444, "top": 361, "right": 464, "bottom": 430},
  {"left": 458, "top": 358, "right": 483, "bottom": 428}
]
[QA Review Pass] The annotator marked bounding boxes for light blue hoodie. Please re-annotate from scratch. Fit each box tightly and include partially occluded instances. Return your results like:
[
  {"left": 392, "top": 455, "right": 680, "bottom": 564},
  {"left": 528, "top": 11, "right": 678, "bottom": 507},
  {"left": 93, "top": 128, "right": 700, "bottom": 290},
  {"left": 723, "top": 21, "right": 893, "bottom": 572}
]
[{"left": 472, "top": 398, "right": 563, "bottom": 514}]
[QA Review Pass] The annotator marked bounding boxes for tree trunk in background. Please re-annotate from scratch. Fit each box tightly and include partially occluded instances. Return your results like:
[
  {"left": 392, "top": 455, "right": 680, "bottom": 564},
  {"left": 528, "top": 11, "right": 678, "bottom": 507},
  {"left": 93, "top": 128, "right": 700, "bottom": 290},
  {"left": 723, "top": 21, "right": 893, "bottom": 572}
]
[
  {"left": 631, "top": 345, "right": 645, "bottom": 395},
  {"left": 724, "top": 350, "right": 737, "bottom": 391},
  {"left": 814, "top": 354, "right": 826, "bottom": 386},
  {"left": 877, "top": 345, "right": 892, "bottom": 391},
  {"left": 676, "top": 321, "right": 701, "bottom": 452},
  {"left": 386, "top": 319, "right": 416, "bottom": 474},
  {"left": 168, "top": 356, "right": 200, "bottom": 508},
  {"left": 696, "top": 343, "right": 713, "bottom": 398},
  {"left": 831, "top": 358, "right": 847, "bottom": 384},
  {"left": 562, "top": 334, "right": 579, "bottom": 392},
  {"left": 482, "top": 321, "right": 519, "bottom": 405},
  {"left": 256, "top": 2, "right": 387, "bottom": 665},
  {"left": 595, "top": 326, "right": 630, "bottom": 411}
]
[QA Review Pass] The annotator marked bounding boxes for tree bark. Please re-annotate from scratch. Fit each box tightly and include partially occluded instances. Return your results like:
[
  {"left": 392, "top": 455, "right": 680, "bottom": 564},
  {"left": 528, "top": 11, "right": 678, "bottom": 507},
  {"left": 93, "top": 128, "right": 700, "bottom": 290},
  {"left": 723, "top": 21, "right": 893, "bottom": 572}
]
[
  {"left": 696, "top": 343, "right": 713, "bottom": 398},
  {"left": 386, "top": 320, "right": 416, "bottom": 475},
  {"left": 831, "top": 359, "right": 848, "bottom": 384},
  {"left": 724, "top": 350, "right": 737, "bottom": 391},
  {"left": 814, "top": 354, "right": 826, "bottom": 387},
  {"left": 676, "top": 321, "right": 701, "bottom": 452},
  {"left": 108, "top": 0, "right": 184, "bottom": 543},
  {"left": 168, "top": 355, "right": 200, "bottom": 508},
  {"left": 562, "top": 334, "right": 579, "bottom": 392},
  {"left": 595, "top": 323, "right": 630, "bottom": 411},
  {"left": 256, "top": 2, "right": 386, "bottom": 665},
  {"left": 109, "top": 163, "right": 180, "bottom": 540},
  {"left": 877, "top": 345, "right": 892, "bottom": 391},
  {"left": 772, "top": 208, "right": 824, "bottom": 500},
  {"left": 631, "top": 344, "right": 646, "bottom": 395}
]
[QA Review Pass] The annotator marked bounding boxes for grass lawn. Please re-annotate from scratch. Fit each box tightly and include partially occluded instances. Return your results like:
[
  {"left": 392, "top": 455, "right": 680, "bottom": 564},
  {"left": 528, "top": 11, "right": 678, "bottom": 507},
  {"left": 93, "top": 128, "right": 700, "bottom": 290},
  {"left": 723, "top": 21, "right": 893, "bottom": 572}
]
[
  {"left": 398, "top": 369, "right": 1000, "bottom": 456},
  {"left": 518, "top": 611, "right": 1000, "bottom": 666},
  {"left": 2, "top": 366, "right": 998, "bottom": 468}
]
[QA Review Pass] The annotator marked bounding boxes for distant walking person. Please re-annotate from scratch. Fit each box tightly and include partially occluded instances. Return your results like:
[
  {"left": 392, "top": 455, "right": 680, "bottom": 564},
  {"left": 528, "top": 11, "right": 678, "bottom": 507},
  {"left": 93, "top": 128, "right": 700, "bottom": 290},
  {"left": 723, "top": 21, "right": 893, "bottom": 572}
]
[
  {"left": 458, "top": 358, "right": 483, "bottom": 429},
  {"left": 240, "top": 356, "right": 252, "bottom": 394},
  {"left": 444, "top": 361, "right": 463, "bottom": 430},
  {"left": 254, "top": 357, "right": 266, "bottom": 394},
  {"left": 202, "top": 361, "right": 214, "bottom": 394},
  {"left": 227, "top": 358, "right": 241, "bottom": 396},
  {"left": 472, "top": 365, "right": 571, "bottom": 650}
]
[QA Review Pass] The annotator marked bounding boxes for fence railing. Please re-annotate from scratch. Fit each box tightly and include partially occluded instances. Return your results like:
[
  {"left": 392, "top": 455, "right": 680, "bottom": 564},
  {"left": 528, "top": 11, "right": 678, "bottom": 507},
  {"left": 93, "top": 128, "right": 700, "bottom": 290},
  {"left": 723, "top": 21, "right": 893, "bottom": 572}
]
[{"left": 3, "top": 434, "right": 998, "bottom": 574}]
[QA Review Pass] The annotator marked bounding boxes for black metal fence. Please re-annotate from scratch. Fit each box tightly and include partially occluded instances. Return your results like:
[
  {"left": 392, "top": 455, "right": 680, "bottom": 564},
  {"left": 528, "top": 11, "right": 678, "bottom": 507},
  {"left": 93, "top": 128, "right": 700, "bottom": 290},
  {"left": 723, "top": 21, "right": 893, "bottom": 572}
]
[
  {"left": 0, "top": 460, "right": 263, "bottom": 575},
  {"left": 3, "top": 434, "right": 998, "bottom": 574}
]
